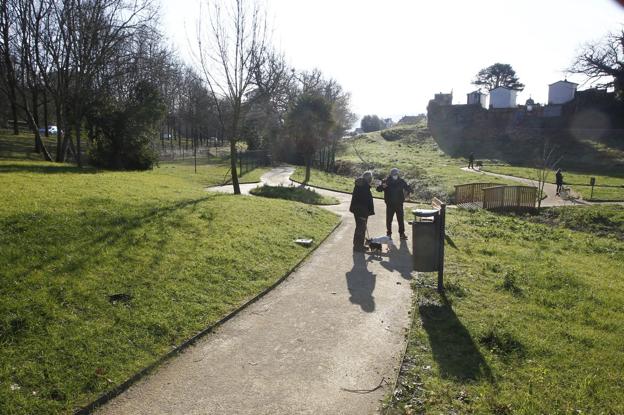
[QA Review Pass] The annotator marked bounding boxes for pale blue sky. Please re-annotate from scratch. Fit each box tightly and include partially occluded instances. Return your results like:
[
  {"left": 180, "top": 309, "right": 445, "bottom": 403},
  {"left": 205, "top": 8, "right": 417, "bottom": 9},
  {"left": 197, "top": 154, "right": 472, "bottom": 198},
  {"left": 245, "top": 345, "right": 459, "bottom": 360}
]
[{"left": 161, "top": 0, "right": 623, "bottom": 122}]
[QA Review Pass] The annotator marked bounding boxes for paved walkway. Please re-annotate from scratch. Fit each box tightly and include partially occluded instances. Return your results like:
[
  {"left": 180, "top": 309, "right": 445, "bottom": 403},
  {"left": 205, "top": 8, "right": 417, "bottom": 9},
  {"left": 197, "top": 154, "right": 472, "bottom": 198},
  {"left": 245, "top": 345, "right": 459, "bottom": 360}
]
[{"left": 97, "top": 167, "right": 414, "bottom": 415}]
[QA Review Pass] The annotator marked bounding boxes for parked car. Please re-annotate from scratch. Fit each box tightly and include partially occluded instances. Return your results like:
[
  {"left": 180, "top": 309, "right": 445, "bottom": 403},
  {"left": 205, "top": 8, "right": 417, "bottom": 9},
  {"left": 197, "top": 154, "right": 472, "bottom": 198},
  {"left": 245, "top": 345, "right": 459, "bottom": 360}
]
[{"left": 38, "top": 125, "right": 58, "bottom": 135}]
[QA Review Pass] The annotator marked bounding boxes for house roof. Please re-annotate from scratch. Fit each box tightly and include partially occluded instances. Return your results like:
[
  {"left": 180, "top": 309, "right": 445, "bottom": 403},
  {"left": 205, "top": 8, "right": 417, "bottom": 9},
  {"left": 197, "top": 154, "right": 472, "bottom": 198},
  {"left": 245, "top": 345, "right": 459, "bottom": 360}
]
[
  {"left": 549, "top": 80, "right": 578, "bottom": 87},
  {"left": 468, "top": 90, "right": 487, "bottom": 95}
]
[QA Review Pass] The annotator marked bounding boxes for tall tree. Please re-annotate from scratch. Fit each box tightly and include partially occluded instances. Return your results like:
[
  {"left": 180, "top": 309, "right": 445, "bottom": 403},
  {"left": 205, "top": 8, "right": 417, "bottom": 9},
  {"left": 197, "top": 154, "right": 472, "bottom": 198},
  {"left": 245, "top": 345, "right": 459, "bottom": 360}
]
[
  {"left": 361, "top": 115, "right": 383, "bottom": 132},
  {"left": 286, "top": 93, "right": 334, "bottom": 183},
  {"left": 569, "top": 29, "right": 624, "bottom": 99},
  {"left": 196, "top": 0, "right": 267, "bottom": 194},
  {"left": 473, "top": 63, "right": 525, "bottom": 91}
]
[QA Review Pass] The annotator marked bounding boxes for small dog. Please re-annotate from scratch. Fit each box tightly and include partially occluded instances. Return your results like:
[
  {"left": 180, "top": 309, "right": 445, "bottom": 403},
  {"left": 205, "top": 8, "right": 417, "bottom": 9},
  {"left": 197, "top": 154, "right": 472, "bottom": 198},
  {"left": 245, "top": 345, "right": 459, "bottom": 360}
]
[{"left": 366, "top": 235, "right": 394, "bottom": 253}]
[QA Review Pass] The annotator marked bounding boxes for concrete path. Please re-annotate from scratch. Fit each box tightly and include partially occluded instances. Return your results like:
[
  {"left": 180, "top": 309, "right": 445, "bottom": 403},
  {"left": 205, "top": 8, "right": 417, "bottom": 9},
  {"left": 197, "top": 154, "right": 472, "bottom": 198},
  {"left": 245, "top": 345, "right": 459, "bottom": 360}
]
[
  {"left": 460, "top": 166, "right": 587, "bottom": 207},
  {"left": 97, "top": 167, "right": 414, "bottom": 415}
]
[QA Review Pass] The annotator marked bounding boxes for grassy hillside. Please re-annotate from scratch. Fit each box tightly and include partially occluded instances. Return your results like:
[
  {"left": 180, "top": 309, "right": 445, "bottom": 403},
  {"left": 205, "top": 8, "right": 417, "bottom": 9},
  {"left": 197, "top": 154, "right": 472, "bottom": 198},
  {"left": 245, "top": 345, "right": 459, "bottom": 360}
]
[
  {"left": 293, "top": 125, "right": 516, "bottom": 202},
  {"left": 384, "top": 205, "right": 624, "bottom": 414},
  {"left": 0, "top": 156, "right": 338, "bottom": 414},
  {"left": 482, "top": 165, "right": 624, "bottom": 201}
]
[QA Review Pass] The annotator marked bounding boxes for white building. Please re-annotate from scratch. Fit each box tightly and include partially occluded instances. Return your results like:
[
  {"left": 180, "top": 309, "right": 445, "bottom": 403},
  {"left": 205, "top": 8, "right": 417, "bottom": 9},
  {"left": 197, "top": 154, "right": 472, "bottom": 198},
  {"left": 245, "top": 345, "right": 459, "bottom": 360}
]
[
  {"left": 467, "top": 90, "right": 487, "bottom": 108},
  {"left": 489, "top": 87, "right": 518, "bottom": 108},
  {"left": 548, "top": 80, "right": 578, "bottom": 104}
]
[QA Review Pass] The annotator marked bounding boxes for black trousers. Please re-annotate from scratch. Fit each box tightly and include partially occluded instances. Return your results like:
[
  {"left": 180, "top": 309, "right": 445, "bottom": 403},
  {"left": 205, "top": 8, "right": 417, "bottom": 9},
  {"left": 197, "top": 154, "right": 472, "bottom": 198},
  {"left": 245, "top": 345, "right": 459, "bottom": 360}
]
[
  {"left": 353, "top": 215, "right": 368, "bottom": 248},
  {"left": 386, "top": 204, "right": 405, "bottom": 235}
]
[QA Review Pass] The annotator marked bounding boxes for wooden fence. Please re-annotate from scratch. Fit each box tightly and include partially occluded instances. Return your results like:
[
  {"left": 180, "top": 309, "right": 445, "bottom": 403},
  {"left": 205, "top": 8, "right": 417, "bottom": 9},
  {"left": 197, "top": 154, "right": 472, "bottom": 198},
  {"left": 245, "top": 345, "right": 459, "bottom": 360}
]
[
  {"left": 482, "top": 185, "right": 537, "bottom": 211},
  {"left": 454, "top": 183, "right": 499, "bottom": 204}
]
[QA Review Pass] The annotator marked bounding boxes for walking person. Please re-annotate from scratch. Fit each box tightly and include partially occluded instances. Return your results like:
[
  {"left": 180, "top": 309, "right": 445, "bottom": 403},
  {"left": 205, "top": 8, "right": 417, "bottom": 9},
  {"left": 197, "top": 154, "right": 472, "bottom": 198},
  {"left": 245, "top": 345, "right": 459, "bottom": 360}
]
[
  {"left": 468, "top": 152, "right": 475, "bottom": 169},
  {"left": 377, "top": 168, "right": 411, "bottom": 240},
  {"left": 555, "top": 168, "right": 564, "bottom": 196},
  {"left": 349, "top": 171, "right": 375, "bottom": 252}
]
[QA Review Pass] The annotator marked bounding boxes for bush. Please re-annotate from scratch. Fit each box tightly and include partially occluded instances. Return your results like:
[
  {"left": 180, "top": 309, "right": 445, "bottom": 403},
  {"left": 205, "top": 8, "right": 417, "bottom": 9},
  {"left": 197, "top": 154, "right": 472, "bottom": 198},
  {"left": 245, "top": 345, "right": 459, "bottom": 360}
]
[{"left": 88, "top": 82, "right": 164, "bottom": 170}]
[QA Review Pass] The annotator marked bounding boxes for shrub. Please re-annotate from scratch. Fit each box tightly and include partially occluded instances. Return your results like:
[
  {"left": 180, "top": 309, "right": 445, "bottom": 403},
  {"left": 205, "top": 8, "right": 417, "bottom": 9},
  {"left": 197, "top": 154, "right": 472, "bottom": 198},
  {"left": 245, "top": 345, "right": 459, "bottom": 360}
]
[{"left": 88, "top": 82, "right": 165, "bottom": 170}]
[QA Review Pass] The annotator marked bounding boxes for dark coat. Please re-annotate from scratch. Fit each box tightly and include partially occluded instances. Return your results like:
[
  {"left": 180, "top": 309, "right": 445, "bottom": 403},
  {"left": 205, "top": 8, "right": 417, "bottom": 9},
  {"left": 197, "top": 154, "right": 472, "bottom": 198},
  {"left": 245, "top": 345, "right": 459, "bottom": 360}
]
[
  {"left": 376, "top": 176, "right": 411, "bottom": 206},
  {"left": 555, "top": 171, "right": 563, "bottom": 185},
  {"left": 349, "top": 178, "right": 375, "bottom": 218}
]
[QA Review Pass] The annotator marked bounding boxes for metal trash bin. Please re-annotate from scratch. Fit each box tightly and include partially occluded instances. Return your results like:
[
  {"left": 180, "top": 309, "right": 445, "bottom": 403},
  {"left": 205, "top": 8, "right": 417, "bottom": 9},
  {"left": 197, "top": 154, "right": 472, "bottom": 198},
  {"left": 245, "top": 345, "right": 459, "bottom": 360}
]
[{"left": 412, "top": 208, "right": 440, "bottom": 272}]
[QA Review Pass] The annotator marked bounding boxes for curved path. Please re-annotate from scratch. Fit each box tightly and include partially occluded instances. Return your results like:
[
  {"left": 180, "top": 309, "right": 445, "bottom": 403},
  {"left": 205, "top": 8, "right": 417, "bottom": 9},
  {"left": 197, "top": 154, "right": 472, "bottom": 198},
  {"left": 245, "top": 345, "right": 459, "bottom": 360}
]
[
  {"left": 97, "top": 167, "right": 414, "bottom": 415},
  {"left": 460, "top": 167, "right": 586, "bottom": 207}
]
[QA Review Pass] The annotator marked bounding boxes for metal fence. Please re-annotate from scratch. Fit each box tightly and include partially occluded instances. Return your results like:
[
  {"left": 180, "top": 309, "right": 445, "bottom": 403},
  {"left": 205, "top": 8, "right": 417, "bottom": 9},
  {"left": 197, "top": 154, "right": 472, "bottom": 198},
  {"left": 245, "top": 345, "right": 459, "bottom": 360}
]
[{"left": 238, "top": 150, "right": 269, "bottom": 176}]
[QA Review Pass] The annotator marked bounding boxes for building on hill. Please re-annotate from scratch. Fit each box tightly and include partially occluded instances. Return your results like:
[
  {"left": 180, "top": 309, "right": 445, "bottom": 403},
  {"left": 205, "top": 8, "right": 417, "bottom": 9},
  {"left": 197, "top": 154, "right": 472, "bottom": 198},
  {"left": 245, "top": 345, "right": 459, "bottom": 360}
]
[
  {"left": 490, "top": 87, "right": 518, "bottom": 108},
  {"left": 433, "top": 92, "right": 453, "bottom": 105},
  {"left": 548, "top": 80, "right": 578, "bottom": 104},
  {"left": 467, "top": 90, "right": 488, "bottom": 108}
]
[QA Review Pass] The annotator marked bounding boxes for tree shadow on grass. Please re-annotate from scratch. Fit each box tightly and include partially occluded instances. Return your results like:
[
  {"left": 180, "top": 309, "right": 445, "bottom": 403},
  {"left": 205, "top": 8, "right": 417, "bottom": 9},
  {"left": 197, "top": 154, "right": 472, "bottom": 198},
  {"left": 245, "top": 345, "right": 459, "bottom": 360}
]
[
  {"left": 346, "top": 251, "right": 376, "bottom": 312},
  {"left": 419, "top": 293, "right": 494, "bottom": 382},
  {"left": 0, "top": 163, "right": 96, "bottom": 174},
  {"left": 6, "top": 196, "right": 216, "bottom": 281}
]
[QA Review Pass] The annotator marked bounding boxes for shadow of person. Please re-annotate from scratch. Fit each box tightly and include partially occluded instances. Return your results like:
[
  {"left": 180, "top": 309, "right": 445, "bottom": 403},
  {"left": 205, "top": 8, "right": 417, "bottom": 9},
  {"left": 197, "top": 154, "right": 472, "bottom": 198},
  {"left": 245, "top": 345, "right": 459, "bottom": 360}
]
[
  {"left": 345, "top": 251, "right": 376, "bottom": 312},
  {"left": 418, "top": 293, "right": 494, "bottom": 382},
  {"left": 380, "top": 239, "right": 413, "bottom": 280}
]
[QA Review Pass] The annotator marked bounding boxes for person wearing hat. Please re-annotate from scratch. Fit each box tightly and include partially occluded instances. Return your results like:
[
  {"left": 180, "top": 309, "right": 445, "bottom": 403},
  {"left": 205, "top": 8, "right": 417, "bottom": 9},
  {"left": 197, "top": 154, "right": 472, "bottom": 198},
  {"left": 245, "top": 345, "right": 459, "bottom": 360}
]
[
  {"left": 349, "top": 171, "right": 375, "bottom": 252},
  {"left": 377, "top": 168, "right": 411, "bottom": 239}
]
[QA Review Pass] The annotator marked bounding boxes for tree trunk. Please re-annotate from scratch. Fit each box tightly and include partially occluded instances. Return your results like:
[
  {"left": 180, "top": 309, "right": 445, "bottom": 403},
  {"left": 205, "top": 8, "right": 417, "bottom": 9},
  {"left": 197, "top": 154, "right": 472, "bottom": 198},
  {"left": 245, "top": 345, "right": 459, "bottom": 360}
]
[
  {"left": 32, "top": 88, "right": 40, "bottom": 153},
  {"left": 24, "top": 108, "right": 52, "bottom": 161},
  {"left": 11, "top": 102, "right": 19, "bottom": 135},
  {"left": 304, "top": 154, "right": 311, "bottom": 183},
  {"left": 75, "top": 119, "right": 82, "bottom": 167},
  {"left": 230, "top": 138, "right": 241, "bottom": 194},
  {"left": 55, "top": 106, "right": 63, "bottom": 162},
  {"left": 43, "top": 89, "right": 49, "bottom": 137}
]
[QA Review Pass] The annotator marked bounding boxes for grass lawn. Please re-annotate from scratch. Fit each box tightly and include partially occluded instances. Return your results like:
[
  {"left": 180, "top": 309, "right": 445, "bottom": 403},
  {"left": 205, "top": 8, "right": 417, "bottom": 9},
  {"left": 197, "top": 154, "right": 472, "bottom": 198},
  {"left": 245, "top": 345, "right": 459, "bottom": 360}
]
[
  {"left": 483, "top": 165, "right": 624, "bottom": 201},
  {"left": 0, "top": 159, "right": 339, "bottom": 414},
  {"left": 292, "top": 125, "right": 516, "bottom": 202},
  {"left": 383, "top": 205, "right": 624, "bottom": 414},
  {"left": 249, "top": 184, "right": 339, "bottom": 205}
]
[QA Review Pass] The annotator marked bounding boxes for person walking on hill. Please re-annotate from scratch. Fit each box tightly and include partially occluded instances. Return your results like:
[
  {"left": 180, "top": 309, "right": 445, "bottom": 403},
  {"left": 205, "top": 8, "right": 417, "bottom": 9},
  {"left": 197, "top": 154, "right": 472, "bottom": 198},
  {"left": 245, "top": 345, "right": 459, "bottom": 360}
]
[
  {"left": 349, "top": 171, "right": 375, "bottom": 252},
  {"left": 468, "top": 152, "right": 475, "bottom": 169},
  {"left": 377, "top": 168, "right": 411, "bottom": 240},
  {"left": 555, "top": 168, "right": 564, "bottom": 196}
]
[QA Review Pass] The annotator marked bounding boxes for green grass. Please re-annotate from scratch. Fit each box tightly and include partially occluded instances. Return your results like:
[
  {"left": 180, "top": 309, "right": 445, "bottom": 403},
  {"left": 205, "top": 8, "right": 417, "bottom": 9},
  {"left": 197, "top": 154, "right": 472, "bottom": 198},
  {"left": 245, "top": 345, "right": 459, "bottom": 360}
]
[
  {"left": 0, "top": 130, "right": 59, "bottom": 160},
  {"left": 521, "top": 205, "right": 624, "bottom": 240},
  {"left": 292, "top": 125, "right": 517, "bottom": 202},
  {"left": 0, "top": 159, "right": 339, "bottom": 414},
  {"left": 383, "top": 206, "right": 624, "bottom": 414},
  {"left": 483, "top": 165, "right": 624, "bottom": 201},
  {"left": 249, "top": 185, "right": 339, "bottom": 205}
]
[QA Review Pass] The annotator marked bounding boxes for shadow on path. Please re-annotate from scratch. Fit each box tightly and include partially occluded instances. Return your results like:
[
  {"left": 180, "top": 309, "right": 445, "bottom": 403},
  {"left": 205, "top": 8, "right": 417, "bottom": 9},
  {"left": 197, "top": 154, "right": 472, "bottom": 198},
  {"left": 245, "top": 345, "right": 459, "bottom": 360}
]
[
  {"left": 345, "top": 251, "right": 376, "bottom": 312},
  {"left": 419, "top": 294, "right": 494, "bottom": 382},
  {"left": 379, "top": 239, "right": 413, "bottom": 280}
]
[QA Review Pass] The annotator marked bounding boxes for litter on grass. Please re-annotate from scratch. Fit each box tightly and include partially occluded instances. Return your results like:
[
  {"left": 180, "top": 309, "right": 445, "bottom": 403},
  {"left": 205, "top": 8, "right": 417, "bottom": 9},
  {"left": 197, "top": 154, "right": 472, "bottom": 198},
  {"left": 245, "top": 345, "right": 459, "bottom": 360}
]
[{"left": 294, "top": 238, "right": 313, "bottom": 247}]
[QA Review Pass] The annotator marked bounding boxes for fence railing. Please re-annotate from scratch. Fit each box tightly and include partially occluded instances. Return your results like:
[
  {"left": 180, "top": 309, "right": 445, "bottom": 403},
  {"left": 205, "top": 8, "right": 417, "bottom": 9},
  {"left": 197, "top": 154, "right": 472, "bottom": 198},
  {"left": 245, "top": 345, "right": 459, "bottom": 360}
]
[
  {"left": 238, "top": 150, "right": 269, "bottom": 176},
  {"left": 454, "top": 183, "right": 499, "bottom": 204},
  {"left": 482, "top": 185, "right": 537, "bottom": 211}
]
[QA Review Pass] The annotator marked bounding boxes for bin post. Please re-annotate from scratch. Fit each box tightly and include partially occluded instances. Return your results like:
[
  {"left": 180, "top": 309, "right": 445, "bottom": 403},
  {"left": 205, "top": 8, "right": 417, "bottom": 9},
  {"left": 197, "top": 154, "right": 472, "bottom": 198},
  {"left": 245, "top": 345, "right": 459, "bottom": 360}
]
[{"left": 433, "top": 198, "right": 446, "bottom": 292}]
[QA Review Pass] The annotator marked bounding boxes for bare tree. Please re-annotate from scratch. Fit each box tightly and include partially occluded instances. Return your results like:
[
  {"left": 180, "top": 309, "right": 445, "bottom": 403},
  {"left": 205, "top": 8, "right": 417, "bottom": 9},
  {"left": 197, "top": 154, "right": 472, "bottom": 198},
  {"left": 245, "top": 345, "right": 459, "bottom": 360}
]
[
  {"left": 195, "top": 0, "right": 267, "bottom": 194},
  {"left": 534, "top": 141, "right": 562, "bottom": 211},
  {"left": 569, "top": 28, "right": 624, "bottom": 98}
]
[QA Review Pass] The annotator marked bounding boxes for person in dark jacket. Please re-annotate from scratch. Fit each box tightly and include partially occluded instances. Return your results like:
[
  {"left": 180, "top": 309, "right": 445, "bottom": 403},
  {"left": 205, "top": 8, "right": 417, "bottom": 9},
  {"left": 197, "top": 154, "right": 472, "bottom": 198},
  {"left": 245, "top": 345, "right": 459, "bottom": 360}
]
[
  {"left": 349, "top": 171, "right": 375, "bottom": 252},
  {"left": 468, "top": 152, "right": 475, "bottom": 169},
  {"left": 555, "top": 169, "right": 564, "bottom": 196},
  {"left": 376, "top": 168, "right": 411, "bottom": 239}
]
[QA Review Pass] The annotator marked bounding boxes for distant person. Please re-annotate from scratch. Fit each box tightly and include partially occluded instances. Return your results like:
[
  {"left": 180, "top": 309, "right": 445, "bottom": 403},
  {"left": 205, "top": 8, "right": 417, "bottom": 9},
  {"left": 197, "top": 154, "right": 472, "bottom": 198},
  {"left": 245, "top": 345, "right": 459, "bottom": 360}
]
[
  {"left": 555, "top": 169, "right": 564, "bottom": 196},
  {"left": 377, "top": 168, "right": 411, "bottom": 240},
  {"left": 349, "top": 171, "right": 375, "bottom": 252},
  {"left": 468, "top": 152, "right": 475, "bottom": 169}
]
